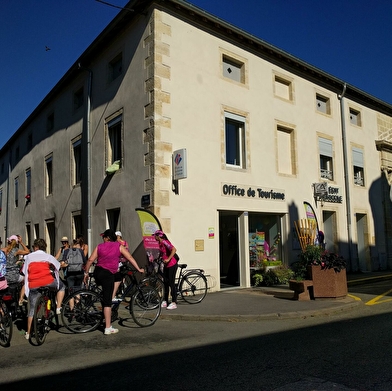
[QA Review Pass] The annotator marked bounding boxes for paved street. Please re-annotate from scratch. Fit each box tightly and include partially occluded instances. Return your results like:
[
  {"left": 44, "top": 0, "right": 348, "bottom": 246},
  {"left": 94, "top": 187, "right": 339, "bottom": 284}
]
[{"left": 1, "top": 279, "right": 392, "bottom": 390}]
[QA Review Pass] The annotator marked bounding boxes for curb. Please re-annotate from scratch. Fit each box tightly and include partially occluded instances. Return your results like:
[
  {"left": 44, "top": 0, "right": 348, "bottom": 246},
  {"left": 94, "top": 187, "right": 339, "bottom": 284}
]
[{"left": 158, "top": 296, "right": 362, "bottom": 322}]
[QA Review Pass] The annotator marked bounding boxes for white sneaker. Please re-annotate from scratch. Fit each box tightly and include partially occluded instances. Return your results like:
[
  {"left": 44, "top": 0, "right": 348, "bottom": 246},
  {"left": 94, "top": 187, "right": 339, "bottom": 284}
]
[
  {"left": 56, "top": 308, "right": 61, "bottom": 315},
  {"left": 112, "top": 298, "right": 122, "bottom": 303},
  {"left": 167, "top": 302, "right": 177, "bottom": 310},
  {"left": 104, "top": 326, "right": 119, "bottom": 335},
  {"left": 25, "top": 333, "right": 30, "bottom": 340},
  {"left": 161, "top": 300, "right": 167, "bottom": 308}
]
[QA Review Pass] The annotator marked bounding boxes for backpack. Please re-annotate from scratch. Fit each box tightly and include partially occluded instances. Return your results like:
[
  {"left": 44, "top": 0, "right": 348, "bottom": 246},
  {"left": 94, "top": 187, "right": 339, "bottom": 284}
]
[
  {"left": 0, "top": 250, "right": 6, "bottom": 278},
  {"left": 65, "top": 248, "right": 84, "bottom": 272}
]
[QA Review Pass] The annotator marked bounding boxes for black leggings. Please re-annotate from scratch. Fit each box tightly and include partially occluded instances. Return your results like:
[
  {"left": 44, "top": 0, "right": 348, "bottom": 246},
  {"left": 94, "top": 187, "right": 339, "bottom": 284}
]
[
  {"left": 163, "top": 263, "right": 178, "bottom": 303},
  {"left": 94, "top": 266, "right": 114, "bottom": 307}
]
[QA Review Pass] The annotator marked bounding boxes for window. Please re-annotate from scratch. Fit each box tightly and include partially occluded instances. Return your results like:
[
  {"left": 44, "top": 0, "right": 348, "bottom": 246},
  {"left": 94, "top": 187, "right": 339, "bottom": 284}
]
[
  {"left": 46, "top": 219, "right": 55, "bottom": 256},
  {"left": 26, "top": 168, "right": 31, "bottom": 199},
  {"left": 222, "top": 55, "right": 244, "bottom": 84},
  {"left": 108, "top": 53, "right": 123, "bottom": 82},
  {"left": 27, "top": 133, "right": 33, "bottom": 151},
  {"left": 225, "top": 112, "right": 246, "bottom": 168},
  {"left": 34, "top": 223, "right": 39, "bottom": 239},
  {"left": 72, "top": 212, "right": 83, "bottom": 241},
  {"left": 274, "top": 75, "right": 293, "bottom": 101},
  {"left": 352, "top": 147, "right": 365, "bottom": 186},
  {"left": 106, "top": 114, "right": 123, "bottom": 167},
  {"left": 25, "top": 223, "right": 31, "bottom": 250},
  {"left": 45, "top": 154, "right": 53, "bottom": 196},
  {"left": 319, "top": 137, "right": 333, "bottom": 180},
  {"left": 107, "top": 208, "right": 120, "bottom": 232},
  {"left": 0, "top": 188, "right": 2, "bottom": 213},
  {"left": 47, "top": 112, "right": 54, "bottom": 132},
  {"left": 316, "top": 94, "right": 331, "bottom": 115},
  {"left": 72, "top": 137, "right": 82, "bottom": 185},
  {"left": 73, "top": 87, "right": 84, "bottom": 111},
  {"left": 349, "top": 108, "right": 361, "bottom": 127},
  {"left": 14, "top": 177, "right": 19, "bottom": 207},
  {"left": 277, "top": 125, "right": 296, "bottom": 175}
]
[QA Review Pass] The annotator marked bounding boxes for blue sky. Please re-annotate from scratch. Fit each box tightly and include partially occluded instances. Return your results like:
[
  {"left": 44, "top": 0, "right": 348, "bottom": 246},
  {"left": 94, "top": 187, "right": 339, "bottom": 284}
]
[{"left": 1, "top": 0, "right": 391, "bottom": 149}]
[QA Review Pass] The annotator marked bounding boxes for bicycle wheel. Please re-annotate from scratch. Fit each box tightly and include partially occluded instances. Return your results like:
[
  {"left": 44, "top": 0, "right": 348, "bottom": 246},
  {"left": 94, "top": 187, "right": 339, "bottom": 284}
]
[
  {"left": 61, "top": 290, "right": 103, "bottom": 333},
  {"left": 0, "top": 301, "right": 13, "bottom": 347},
  {"left": 179, "top": 272, "right": 208, "bottom": 304},
  {"left": 140, "top": 276, "right": 164, "bottom": 300},
  {"left": 130, "top": 286, "right": 161, "bottom": 327},
  {"left": 32, "top": 295, "right": 51, "bottom": 345}
]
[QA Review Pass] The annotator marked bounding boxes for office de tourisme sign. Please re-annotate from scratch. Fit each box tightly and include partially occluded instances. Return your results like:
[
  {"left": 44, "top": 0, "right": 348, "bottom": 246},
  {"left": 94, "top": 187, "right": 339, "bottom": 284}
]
[{"left": 221, "top": 183, "right": 285, "bottom": 201}]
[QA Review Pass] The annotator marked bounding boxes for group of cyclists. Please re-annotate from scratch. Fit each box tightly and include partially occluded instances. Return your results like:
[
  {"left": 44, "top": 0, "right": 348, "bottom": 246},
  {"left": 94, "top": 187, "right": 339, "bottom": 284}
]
[{"left": 0, "top": 227, "right": 178, "bottom": 341}]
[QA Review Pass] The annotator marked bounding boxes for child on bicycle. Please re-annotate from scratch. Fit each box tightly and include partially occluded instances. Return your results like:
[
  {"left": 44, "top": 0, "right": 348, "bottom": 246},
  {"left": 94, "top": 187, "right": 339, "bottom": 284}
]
[{"left": 153, "top": 230, "right": 178, "bottom": 310}]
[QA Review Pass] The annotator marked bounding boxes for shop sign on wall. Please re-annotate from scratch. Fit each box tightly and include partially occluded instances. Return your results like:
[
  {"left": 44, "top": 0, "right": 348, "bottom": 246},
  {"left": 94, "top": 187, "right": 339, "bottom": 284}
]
[
  {"left": 221, "top": 183, "right": 285, "bottom": 201},
  {"left": 324, "top": 185, "right": 343, "bottom": 203}
]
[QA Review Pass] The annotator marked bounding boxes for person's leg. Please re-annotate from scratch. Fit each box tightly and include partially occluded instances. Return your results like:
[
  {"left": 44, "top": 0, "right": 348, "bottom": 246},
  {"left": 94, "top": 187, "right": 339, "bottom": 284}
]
[
  {"left": 163, "top": 267, "right": 170, "bottom": 304},
  {"left": 26, "top": 289, "right": 40, "bottom": 337},
  {"left": 94, "top": 267, "right": 117, "bottom": 333},
  {"left": 112, "top": 272, "right": 122, "bottom": 300},
  {"left": 168, "top": 263, "right": 178, "bottom": 304}
]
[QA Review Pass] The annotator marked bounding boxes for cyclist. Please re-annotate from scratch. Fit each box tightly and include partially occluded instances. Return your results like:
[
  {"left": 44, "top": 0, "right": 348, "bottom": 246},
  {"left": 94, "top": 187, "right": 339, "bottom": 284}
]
[
  {"left": 22, "top": 238, "right": 65, "bottom": 340},
  {"left": 83, "top": 229, "right": 145, "bottom": 335},
  {"left": 153, "top": 230, "right": 178, "bottom": 310},
  {"left": 2, "top": 234, "right": 30, "bottom": 305}
]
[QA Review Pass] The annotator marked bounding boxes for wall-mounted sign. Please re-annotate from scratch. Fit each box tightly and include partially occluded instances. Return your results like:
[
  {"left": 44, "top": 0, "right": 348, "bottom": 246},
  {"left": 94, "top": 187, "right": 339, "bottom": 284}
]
[
  {"left": 208, "top": 227, "right": 214, "bottom": 239},
  {"left": 324, "top": 185, "right": 343, "bottom": 203},
  {"left": 173, "top": 149, "right": 187, "bottom": 180},
  {"left": 221, "top": 183, "right": 285, "bottom": 201}
]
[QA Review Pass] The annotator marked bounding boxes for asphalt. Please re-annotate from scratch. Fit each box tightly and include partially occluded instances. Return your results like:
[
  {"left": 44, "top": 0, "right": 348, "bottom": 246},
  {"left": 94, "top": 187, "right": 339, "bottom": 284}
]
[{"left": 159, "top": 271, "right": 392, "bottom": 322}]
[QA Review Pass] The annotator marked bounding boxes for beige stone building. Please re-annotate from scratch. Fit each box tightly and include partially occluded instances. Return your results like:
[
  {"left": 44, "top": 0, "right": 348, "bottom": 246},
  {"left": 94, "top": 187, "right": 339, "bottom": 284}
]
[{"left": 1, "top": 0, "right": 392, "bottom": 290}]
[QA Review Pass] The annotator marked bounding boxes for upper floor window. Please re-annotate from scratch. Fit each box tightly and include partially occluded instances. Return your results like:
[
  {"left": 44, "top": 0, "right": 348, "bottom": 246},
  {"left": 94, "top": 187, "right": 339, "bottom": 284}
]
[
  {"left": 349, "top": 108, "right": 362, "bottom": 127},
  {"left": 108, "top": 53, "right": 123, "bottom": 82},
  {"left": 0, "top": 188, "right": 3, "bottom": 213},
  {"left": 222, "top": 54, "right": 245, "bottom": 84},
  {"left": 106, "top": 113, "right": 123, "bottom": 168},
  {"left": 277, "top": 125, "right": 296, "bottom": 175},
  {"left": 72, "top": 137, "right": 82, "bottom": 185},
  {"left": 274, "top": 75, "right": 293, "bottom": 101},
  {"left": 316, "top": 94, "right": 331, "bottom": 115},
  {"left": 26, "top": 168, "right": 31, "bottom": 198},
  {"left": 45, "top": 154, "right": 53, "bottom": 196},
  {"left": 27, "top": 133, "right": 33, "bottom": 151},
  {"left": 14, "top": 177, "right": 19, "bottom": 207},
  {"left": 225, "top": 112, "right": 246, "bottom": 168},
  {"left": 47, "top": 112, "right": 54, "bottom": 132},
  {"left": 73, "top": 87, "right": 84, "bottom": 111},
  {"left": 319, "top": 137, "right": 333, "bottom": 180},
  {"left": 352, "top": 147, "right": 365, "bottom": 186}
]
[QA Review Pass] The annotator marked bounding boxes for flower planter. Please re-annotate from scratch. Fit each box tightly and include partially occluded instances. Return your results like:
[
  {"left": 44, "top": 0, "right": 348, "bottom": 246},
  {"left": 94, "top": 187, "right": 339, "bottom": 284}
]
[
  {"left": 288, "top": 279, "right": 314, "bottom": 301},
  {"left": 307, "top": 265, "right": 347, "bottom": 299}
]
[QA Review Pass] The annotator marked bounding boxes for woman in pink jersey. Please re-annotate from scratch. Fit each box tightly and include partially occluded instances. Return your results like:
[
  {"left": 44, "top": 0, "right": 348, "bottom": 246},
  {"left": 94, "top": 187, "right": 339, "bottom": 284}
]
[
  {"left": 83, "top": 229, "right": 144, "bottom": 335},
  {"left": 153, "top": 230, "right": 178, "bottom": 310}
]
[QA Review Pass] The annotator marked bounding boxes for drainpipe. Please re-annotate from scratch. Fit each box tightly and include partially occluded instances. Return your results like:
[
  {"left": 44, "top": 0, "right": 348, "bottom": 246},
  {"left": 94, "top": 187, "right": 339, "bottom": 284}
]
[
  {"left": 78, "top": 64, "right": 92, "bottom": 254},
  {"left": 338, "top": 83, "right": 354, "bottom": 270}
]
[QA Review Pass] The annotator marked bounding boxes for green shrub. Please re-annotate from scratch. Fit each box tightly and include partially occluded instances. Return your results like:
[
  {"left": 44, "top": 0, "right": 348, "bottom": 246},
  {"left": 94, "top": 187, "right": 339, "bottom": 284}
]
[{"left": 251, "top": 265, "right": 294, "bottom": 287}]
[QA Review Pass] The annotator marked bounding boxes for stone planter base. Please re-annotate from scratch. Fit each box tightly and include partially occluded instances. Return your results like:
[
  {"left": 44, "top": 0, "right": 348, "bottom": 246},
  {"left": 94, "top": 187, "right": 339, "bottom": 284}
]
[
  {"left": 288, "top": 280, "right": 314, "bottom": 301},
  {"left": 308, "top": 266, "right": 347, "bottom": 299}
]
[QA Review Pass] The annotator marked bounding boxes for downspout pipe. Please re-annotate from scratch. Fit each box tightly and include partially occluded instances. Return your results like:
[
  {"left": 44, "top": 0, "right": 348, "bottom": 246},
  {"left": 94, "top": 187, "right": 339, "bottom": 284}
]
[
  {"left": 78, "top": 63, "right": 92, "bottom": 255},
  {"left": 338, "top": 83, "right": 354, "bottom": 270}
]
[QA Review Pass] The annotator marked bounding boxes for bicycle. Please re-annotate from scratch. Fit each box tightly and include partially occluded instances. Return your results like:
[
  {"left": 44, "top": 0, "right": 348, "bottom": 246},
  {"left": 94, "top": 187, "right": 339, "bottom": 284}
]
[
  {"left": 0, "top": 289, "right": 13, "bottom": 347},
  {"left": 141, "top": 259, "right": 208, "bottom": 304},
  {"left": 30, "top": 287, "right": 59, "bottom": 345},
  {"left": 61, "top": 265, "right": 161, "bottom": 333}
]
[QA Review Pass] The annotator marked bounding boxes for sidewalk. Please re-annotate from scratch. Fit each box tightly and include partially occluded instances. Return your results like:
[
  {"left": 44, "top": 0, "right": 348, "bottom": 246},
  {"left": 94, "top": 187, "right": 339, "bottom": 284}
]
[{"left": 159, "top": 271, "right": 392, "bottom": 322}]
